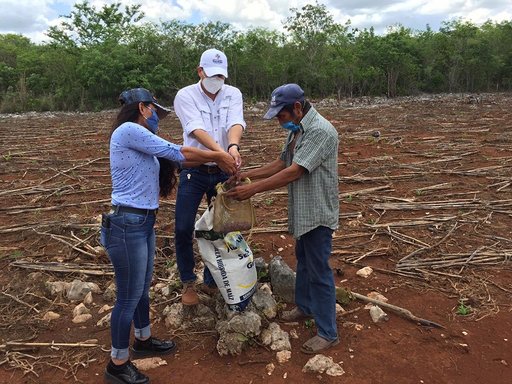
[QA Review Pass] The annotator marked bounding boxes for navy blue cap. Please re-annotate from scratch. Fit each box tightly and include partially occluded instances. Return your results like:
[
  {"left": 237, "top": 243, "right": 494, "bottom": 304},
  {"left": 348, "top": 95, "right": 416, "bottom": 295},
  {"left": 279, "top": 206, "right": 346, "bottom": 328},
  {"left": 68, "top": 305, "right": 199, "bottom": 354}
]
[
  {"left": 118, "top": 88, "right": 170, "bottom": 119},
  {"left": 263, "top": 83, "right": 305, "bottom": 120}
]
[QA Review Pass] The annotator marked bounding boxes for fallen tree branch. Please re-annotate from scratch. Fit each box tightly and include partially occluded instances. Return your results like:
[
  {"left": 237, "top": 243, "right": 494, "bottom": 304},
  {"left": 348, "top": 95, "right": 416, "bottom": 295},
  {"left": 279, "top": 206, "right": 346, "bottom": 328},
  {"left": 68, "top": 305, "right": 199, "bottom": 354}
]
[
  {"left": 397, "top": 222, "right": 459, "bottom": 265},
  {"left": 238, "top": 359, "right": 269, "bottom": 366},
  {"left": 39, "top": 157, "right": 106, "bottom": 185},
  {"left": 1, "top": 292, "right": 40, "bottom": 314},
  {"left": 339, "top": 184, "right": 394, "bottom": 198},
  {"left": 7, "top": 198, "right": 110, "bottom": 215},
  {"left": 336, "top": 287, "right": 445, "bottom": 329},
  {"left": 34, "top": 230, "right": 98, "bottom": 258},
  {"left": 0, "top": 341, "right": 100, "bottom": 350},
  {"left": 10, "top": 260, "right": 113, "bottom": 276}
]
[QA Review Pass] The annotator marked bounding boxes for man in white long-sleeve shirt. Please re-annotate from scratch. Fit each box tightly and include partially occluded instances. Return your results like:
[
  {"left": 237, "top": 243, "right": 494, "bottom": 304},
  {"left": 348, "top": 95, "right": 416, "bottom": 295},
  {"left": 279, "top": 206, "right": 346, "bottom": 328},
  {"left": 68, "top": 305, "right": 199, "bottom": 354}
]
[{"left": 173, "top": 48, "right": 246, "bottom": 306}]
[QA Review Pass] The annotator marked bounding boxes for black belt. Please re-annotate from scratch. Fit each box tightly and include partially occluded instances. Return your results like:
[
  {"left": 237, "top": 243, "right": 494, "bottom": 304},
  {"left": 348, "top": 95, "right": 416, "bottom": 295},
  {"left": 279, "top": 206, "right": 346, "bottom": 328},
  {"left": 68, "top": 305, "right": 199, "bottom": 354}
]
[
  {"left": 112, "top": 205, "right": 158, "bottom": 216},
  {"left": 196, "top": 164, "right": 222, "bottom": 174}
]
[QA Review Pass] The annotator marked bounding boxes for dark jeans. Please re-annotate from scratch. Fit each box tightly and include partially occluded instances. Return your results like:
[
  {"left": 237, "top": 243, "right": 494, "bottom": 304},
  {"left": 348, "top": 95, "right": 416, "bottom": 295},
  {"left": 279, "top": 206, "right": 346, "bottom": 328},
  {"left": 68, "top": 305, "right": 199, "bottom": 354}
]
[
  {"left": 295, "top": 226, "right": 338, "bottom": 341},
  {"left": 100, "top": 211, "right": 155, "bottom": 360},
  {"left": 174, "top": 168, "right": 228, "bottom": 286}
]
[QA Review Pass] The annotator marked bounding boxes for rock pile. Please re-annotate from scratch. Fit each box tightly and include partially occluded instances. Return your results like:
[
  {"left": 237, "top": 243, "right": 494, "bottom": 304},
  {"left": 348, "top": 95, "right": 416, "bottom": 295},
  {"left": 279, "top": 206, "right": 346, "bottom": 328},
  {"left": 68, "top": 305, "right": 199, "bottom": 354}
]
[{"left": 162, "top": 256, "right": 298, "bottom": 357}]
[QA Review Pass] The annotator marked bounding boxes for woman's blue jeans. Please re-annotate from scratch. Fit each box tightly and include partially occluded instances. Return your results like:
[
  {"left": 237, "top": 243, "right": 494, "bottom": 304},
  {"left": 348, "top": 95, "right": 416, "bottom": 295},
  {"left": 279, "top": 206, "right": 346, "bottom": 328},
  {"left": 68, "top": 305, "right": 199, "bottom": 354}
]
[{"left": 100, "top": 211, "right": 155, "bottom": 360}]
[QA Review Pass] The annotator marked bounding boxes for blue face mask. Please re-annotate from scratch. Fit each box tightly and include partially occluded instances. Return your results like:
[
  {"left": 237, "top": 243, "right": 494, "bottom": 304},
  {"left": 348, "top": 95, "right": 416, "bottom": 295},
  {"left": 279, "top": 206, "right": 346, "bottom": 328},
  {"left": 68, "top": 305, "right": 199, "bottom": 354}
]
[
  {"left": 146, "top": 108, "right": 160, "bottom": 134},
  {"left": 281, "top": 121, "right": 301, "bottom": 132}
]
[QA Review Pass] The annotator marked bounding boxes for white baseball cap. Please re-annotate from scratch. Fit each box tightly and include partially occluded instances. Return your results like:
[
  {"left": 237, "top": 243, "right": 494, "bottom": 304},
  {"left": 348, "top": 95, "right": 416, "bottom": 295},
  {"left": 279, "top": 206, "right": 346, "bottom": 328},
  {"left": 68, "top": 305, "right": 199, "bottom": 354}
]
[{"left": 199, "top": 48, "right": 228, "bottom": 78}]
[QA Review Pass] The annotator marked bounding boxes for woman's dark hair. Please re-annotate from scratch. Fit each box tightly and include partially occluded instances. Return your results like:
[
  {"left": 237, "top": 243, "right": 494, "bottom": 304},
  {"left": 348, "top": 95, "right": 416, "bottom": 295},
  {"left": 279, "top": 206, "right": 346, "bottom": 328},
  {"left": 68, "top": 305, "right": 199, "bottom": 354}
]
[
  {"left": 111, "top": 102, "right": 143, "bottom": 136},
  {"left": 158, "top": 157, "right": 178, "bottom": 198},
  {"left": 111, "top": 101, "right": 178, "bottom": 198}
]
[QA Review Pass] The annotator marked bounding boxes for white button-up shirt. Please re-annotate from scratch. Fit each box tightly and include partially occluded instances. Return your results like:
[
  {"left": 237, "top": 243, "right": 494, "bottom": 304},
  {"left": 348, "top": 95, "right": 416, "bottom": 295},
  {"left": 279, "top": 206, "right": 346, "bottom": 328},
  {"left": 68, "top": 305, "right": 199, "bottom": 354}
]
[{"left": 173, "top": 81, "right": 246, "bottom": 152}]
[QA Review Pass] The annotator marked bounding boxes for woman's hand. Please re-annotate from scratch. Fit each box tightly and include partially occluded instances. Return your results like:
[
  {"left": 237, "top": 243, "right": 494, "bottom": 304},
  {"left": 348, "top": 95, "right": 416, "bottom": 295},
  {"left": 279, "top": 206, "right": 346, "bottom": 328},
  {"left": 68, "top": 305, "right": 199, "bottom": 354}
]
[{"left": 215, "top": 151, "right": 237, "bottom": 175}]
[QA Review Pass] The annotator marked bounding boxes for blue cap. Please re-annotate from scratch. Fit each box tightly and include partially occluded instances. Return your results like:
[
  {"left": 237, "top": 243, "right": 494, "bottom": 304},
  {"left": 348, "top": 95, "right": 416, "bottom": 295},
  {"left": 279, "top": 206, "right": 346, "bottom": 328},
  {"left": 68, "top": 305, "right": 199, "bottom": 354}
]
[
  {"left": 118, "top": 88, "right": 170, "bottom": 119},
  {"left": 263, "top": 83, "right": 305, "bottom": 120}
]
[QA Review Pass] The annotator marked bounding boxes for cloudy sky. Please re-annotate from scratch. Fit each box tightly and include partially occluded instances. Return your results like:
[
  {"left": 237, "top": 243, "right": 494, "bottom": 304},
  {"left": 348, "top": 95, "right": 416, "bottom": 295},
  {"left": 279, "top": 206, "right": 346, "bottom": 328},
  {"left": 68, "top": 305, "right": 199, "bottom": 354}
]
[{"left": 1, "top": 0, "right": 511, "bottom": 43}]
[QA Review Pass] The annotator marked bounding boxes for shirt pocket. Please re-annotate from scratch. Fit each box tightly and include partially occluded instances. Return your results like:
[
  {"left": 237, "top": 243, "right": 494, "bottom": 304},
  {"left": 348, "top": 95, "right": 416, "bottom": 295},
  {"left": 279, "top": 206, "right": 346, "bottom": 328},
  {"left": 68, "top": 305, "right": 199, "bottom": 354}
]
[
  {"left": 198, "top": 104, "right": 214, "bottom": 133},
  {"left": 218, "top": 97, "right": 231, "bottom": 131}
]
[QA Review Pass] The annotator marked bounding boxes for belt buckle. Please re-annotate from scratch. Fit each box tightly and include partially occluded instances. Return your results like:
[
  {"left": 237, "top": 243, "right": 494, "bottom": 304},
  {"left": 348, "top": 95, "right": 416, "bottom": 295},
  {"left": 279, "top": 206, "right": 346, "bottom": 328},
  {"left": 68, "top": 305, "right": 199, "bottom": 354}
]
[{"left": 208, "top": 166, "right": 217, "bottom": 174}]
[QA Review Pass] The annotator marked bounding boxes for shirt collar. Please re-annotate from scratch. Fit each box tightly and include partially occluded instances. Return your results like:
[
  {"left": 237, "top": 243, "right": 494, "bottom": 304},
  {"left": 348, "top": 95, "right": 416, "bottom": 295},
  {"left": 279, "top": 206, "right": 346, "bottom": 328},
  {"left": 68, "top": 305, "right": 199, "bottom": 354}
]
[{"left": 300, "top": 105, "right": 318, "bottom": 131}]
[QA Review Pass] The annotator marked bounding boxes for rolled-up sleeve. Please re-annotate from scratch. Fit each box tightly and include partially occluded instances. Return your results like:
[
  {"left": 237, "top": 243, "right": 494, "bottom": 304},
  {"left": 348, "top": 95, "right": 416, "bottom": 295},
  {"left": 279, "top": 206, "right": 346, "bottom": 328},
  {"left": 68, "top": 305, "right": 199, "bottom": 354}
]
[
  {"left": 226, "top": 88, "right": 246, "bottom": 131},
  {"left": 174, "top": 89, "right": 206, "bottom": 136},
  {"left": 113, "top": 123, "right": 185, "bottom": 163}
]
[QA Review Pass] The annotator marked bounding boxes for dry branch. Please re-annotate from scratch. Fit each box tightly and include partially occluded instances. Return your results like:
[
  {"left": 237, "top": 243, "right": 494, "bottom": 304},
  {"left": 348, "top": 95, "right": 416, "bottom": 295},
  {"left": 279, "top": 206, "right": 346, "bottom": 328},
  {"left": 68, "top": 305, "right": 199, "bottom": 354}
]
[
  {"left": 0, "top": 341, "right": 100, "bottom": 350},
  {"left": 10, "top": 260, "right": 113, "bottom": 275},
  {"left": 397, "top": 222, "right": 459, "bottom": 265},
  {"left": 373, "top": 199, "right": 480, "bottom": 211},
  {"left": 336, "top": 287, "right": 444, "bottom": 328},
  {"left": 339, "top": 184, "right": 394, "bottom": 198},
  {"left": 34, "top": 230, "right": 99, "bottom": 258},
  {"left": 1, "top": 292, "right": 40, "bottom": 314},
  {"left": 39, "top": 158, "right": 106, "bottom": 185},
  {"left": 7, "top": 198, "right": 110, "bottom": 215}
]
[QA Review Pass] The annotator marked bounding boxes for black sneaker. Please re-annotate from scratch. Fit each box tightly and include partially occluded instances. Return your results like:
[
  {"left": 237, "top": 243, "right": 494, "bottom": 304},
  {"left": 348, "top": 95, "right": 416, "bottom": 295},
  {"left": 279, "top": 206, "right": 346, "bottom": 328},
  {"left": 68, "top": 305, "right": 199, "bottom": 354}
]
[
  {"left": 104, "top": 359, "right": 149, "bottom": 384},
  {"left": 131, "top": 336, "right": 177, "bottom": 358}
]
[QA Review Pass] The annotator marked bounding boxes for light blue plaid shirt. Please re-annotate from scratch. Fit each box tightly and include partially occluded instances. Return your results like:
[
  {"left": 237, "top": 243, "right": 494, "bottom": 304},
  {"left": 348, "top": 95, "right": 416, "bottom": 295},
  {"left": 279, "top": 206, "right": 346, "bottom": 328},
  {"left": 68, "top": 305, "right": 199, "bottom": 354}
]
[{"left": 280, "top": 106, "right": 339, "bottom": 238}]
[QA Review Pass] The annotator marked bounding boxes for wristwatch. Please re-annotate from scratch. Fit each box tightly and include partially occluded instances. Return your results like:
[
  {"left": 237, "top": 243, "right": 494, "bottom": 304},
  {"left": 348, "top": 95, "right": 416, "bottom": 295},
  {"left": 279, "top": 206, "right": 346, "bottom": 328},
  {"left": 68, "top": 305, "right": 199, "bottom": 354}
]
[{"left": 227, "top": 143, "right": 240, "bottom": 151}]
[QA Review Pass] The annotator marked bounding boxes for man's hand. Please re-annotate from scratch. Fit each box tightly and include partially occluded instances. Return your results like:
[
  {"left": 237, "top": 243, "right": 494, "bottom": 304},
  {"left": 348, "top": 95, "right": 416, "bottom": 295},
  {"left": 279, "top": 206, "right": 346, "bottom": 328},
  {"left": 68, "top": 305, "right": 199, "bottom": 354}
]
[
  {"left": 228, "top": 145, "right": 242, "bottom": 169},
  {"left": 215, "top": 151, "right": 237, "bottom": 175},
  {"left": 227, "top": 171, "right": 249, "bottom": 186},
  {"left": 225, "top": 183, "right": 256, "bottom": 201}
]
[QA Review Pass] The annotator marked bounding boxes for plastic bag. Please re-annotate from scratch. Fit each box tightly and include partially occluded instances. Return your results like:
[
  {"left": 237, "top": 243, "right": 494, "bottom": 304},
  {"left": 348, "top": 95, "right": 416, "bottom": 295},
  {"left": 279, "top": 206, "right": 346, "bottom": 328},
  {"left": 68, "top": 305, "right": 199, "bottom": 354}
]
[
  {"left": 212, "top": 179, "right": 256, "bottom": 233},
  {"left": 195, "top": 206, "right": 257, "bottom": 311}
]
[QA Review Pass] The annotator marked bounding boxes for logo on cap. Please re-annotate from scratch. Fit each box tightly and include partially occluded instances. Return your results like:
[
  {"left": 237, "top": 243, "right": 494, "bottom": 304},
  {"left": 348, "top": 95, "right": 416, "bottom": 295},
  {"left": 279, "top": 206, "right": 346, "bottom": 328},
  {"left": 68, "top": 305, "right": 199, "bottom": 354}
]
[
  {"left": 270, "top": 95, "right": 277, "bottom": 106},
  {"left": 213, "top": 53, "right": 223, "bottom": 64}
]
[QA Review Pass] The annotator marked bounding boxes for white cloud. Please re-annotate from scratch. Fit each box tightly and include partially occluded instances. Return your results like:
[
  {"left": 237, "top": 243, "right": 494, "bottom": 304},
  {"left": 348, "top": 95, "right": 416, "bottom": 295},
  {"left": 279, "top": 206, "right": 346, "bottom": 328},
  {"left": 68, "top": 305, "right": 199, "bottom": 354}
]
[
  {"left": 0, "top": 0, "right": 510, "bottom": 43},
  {"left": 0, "top": 0, "right": 52, "bottom": 33}
]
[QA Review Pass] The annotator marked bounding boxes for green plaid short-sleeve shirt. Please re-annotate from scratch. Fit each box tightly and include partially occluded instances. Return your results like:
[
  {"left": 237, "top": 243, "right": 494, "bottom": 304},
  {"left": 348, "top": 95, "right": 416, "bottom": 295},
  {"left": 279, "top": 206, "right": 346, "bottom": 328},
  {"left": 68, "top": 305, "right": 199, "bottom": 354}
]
[{"left": 280, "top": 106, "right": 339, "bottom": 238}]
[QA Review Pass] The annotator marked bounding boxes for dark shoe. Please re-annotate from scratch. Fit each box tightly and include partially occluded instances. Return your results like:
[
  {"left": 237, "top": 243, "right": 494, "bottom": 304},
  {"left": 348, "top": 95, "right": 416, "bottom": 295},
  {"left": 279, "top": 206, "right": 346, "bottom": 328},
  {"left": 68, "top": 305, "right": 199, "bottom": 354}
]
[
  {"left": 280, "top": 307, "right": 313, "bottom": 322},
  {"left": 181, "top": 282, "right": 199, "bottom": 306},
  {"left": 300, "top": 335, "right": 340, "bottom": 354},
  {"left": 104, "top": 360, "right": 149, "bottom": 384},
  {"left": 132, "top": 336, "right": 177, "bottom": 358}
]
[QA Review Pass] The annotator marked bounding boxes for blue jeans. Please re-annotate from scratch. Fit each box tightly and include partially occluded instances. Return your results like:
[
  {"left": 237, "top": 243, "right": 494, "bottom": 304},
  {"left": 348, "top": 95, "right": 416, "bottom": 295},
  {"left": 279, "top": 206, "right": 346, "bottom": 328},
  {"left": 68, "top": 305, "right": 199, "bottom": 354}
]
[
  {"left": 100, "top": 211, "right": 155, "bottom": 360},
  {"left": 295, "top": 226, "right": 338, "bottom": 341},
  {"left": 175, "top": 168, "right": 228, "bottom": 286}
]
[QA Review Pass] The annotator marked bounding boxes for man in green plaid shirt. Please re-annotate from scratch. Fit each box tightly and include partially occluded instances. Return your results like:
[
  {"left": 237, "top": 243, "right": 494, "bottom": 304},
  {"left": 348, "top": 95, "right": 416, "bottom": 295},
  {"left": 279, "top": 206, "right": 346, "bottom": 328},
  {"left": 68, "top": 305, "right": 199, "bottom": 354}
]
[{"left": 227, "top": 83, "right": 339, "bottom": 354}]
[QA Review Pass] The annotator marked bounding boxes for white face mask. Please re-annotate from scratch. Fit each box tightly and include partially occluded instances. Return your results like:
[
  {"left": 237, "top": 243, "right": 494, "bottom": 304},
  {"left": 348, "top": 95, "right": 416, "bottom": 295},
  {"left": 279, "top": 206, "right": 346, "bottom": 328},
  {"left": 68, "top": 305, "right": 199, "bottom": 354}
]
[{"left": 202, "top": 76, "right": 224, "bottom": 94}]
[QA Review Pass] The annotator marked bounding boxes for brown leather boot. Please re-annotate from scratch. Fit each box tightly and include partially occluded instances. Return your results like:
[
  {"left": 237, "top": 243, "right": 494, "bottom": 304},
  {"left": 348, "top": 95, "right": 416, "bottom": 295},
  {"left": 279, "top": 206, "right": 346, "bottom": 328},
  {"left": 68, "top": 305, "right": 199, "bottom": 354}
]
[{"left": 181, "top": 282, "right": 199, "bottom": 306}]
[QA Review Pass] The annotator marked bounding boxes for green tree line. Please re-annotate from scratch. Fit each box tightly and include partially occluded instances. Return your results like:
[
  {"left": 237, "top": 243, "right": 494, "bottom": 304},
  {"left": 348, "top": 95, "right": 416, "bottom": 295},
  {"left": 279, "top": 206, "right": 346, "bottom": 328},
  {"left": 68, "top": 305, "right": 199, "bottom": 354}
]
[{"left": 1, "top": 1, "right": 511, "bottom": 112}]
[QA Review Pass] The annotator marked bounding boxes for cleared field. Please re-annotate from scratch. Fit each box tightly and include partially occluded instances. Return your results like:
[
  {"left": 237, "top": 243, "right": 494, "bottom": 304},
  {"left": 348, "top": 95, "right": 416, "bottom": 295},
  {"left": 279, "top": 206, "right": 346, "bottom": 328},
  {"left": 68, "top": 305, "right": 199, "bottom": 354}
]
[{"left": 0, "top": 93, "right": 511, "bottom": 384}]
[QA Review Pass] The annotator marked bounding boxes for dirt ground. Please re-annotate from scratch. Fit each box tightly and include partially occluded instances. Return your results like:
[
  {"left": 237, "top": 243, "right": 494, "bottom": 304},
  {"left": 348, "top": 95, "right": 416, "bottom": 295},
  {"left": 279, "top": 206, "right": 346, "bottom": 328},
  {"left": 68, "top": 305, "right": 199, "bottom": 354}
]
[{"left": 0, "top": 93, "right": 511, "bottom": 384}]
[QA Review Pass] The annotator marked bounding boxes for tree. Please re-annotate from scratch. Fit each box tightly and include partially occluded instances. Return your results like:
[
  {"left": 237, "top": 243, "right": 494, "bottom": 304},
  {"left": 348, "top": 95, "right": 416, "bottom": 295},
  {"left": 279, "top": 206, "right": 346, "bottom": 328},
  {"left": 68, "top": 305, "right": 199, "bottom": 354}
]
[
  {"left": 325, "top": 21, "right": 357, "bottom": 98},
  {"left": 1, "top": 1, "right": 512, "bottom": 112},
  {"left": 233, "top": 28, "right": 287, "bottom": 99},
  {"left": 353, "top": 27, "right": 386, "bottom": 96},
  {"left": 47, "top": 0, "right": 144, "bottom": 47},
  {"left": 379, "top": 26, "right": 419, "bottom": 97},
  {"left": 0, "top": 34, "right": 33, "bottom": 94},
  {"left": 284, "top": 1, "right": 344, "bottom": 95}
]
